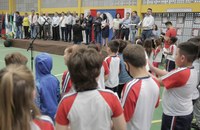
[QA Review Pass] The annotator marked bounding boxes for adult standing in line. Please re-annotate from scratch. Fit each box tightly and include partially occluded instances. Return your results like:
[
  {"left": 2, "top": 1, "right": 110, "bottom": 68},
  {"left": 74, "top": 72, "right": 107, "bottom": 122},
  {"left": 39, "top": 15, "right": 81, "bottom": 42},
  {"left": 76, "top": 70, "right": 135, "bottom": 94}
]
[
  {"left": 94, "top": 12, "right": 102, "bottom": 44},
  {"left": 113, "top": 13, "right": 122, "bottom": 39},
  {"left": 84, "top": 11, "right": 93, "bottom": 45},
  {"left": 52, "top": 12, "right": 60, "bottom": 41},
  {"left": 37, "top": 12, "right": 45, "bottom": 39},
  {"left": 130, "top": 11, "right": 140, "bottom": 43},
  {"left": 60, "top": 12, "right": 66, "bottom": 41},
  {"left": 141, "top": 8, "right": 154, "bottom": 41},
  {"left": 29, "top": 10, "right": 38, "bottom": 39},
  {"left": 101, "top": 13, "right": 110, "bottom": 46},
  {"left": 15, "top": 11, "right": 23, "bottom": 39},
  {"left": 22, "top": 12, "right": 30, "bottom": 39},
  {"left": 43, "top": 13, "right": 51, "bottom": 40},
  {"left": 121, "top": 12, "right": 131, "bottom": 41},
  {"left": 65, "top": 11, "right": 73, "bottom": 42}
]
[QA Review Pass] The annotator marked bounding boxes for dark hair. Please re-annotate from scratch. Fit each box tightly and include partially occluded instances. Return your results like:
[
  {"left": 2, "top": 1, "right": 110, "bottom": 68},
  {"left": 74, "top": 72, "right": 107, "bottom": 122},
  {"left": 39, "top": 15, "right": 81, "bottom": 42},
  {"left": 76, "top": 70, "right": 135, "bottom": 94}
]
[
  {"left": 123, "top": 44, "right": 146, "bottom": 68},
  {"left": 118, "top": 40, "right": 128, "bottom": 53},
  {"left": 126, "top": 12, "right": 130, "bottom": 15},
  {"left": 67, "top": 48, "right": 102, "bottom": 92},
  {"left": 88, "top": 44, "right": 101, "bottom": 52},
  {"left": 115, "top": 13, "right": 121, "bottom": 18},
  {"left": 102, "top": 13, "right": 107, "bottom": 20},
  {"left": 170, "top": 37, "right": 178, "bottom": 44},
  {"left": 132, "top": 11, "right": 137, "bottom": 15},
  {"left": 165, "top": 21, "right": 172, "bottom": 26},
  {"left": 178, "top": 41, "right": 199, "bottom": 63},
  {"left": 36, "top": 13, "right": 39, "bottom": 15},
  {"left": 148, "top": 8, "right": 152, "bottom": 11},
  {"left": 188, "top": 36, "right": 200, "bottom": 58},
  {"left": 154, "top": 24, "right": 158, "bottom": 31},
  {"left": 5, "top": 52, "right": 28, "bottom": 66},
  {"left": 107, "top": 40, "right": 120, "bottom": 53},
  {"left": 154, "top": 38, "right": 162, "bottom": 47},
  {"left": 75, "top": 19, "right": 80, "bottom": 24},
  {"left": 144, "top": 39, "right": 153, "bottom": 57},
  {"left": 16, "top": 11, "right": 19, "bottom": 15}
]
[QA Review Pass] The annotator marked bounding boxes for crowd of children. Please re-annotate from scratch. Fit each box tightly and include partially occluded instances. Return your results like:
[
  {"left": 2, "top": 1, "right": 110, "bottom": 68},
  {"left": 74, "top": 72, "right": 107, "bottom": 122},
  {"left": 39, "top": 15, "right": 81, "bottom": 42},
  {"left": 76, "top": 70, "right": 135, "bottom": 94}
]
[{"left": 0, "top": 35, "right": 200, "bottom": 130}]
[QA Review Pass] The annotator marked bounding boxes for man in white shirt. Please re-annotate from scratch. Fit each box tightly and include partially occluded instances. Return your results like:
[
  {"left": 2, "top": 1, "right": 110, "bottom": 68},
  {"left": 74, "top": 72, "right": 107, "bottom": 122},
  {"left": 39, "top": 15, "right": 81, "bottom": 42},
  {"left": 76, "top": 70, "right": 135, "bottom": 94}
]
[
  {"left": 43, "top": 13, "right": 51, "bottom": 40},
  {"left": 65, "top": 11, "right": 73, "bottom": 42},
  {"left": 141, "top": 8, "right": 154, "bottom": 40},
  {"left": 52, "top": 12, "right": 60, "bottom": 41},
  {"left": 60, "top": 12, "right": 66, "bottom": 41},
  {"left": 29, "top": 10, "right": 38, "bottom": 39},
  {"left": 37, "top": 12, "right": 45, "bottom": 39}
]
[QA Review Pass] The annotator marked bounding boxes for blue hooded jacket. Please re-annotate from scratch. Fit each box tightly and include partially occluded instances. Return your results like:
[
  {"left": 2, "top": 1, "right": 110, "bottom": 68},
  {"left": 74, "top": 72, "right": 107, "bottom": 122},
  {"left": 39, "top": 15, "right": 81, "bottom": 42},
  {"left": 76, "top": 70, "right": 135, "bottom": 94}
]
[{"left": 35, "top": 53, "right": 60, "bottom": 121}]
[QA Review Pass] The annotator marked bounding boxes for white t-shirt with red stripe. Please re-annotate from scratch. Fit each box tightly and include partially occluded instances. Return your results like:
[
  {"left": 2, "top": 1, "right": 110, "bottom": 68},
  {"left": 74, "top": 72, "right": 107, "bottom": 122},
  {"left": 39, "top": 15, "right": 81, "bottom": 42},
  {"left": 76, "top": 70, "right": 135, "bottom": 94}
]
[
  {"left": 104, "top": 56, "right": 120, "bottom": 88},
  {"left": 98, "top": 61, "right": 110, "bottom": 89},
  {"left": 166, "top": 44, "right": 177, "bottom": 61},
  {"left": 153, "top": 47, "right": 162, "bottom": 63},
  {"left": 55, "top": 89, "right": 123, "bottom": 130},
  {"left": 121, "top": 77, "right": 160, "bottom": 130},
  {"left": 33, "top": 115, "right": 54, "bottom": 130},
  {"left": 161, "top": 67, "right": 198, "bottom": 116}
]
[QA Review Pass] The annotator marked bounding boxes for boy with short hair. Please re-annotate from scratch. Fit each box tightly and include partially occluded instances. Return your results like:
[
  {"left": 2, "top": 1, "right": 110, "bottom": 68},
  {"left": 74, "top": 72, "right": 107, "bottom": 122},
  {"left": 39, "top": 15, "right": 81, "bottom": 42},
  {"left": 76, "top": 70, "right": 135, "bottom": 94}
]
[
  {"left": 121, "top": 44, "right": 160, "bottom": 130},
  {"left": 150, "top": 41, "right": 199, "bottom": 130},
  {"left": 4, "top": 52, "right": 28, "bottom": 66},
  {"left": 105, "top": 40, "right": 120, "bottom": 92}
]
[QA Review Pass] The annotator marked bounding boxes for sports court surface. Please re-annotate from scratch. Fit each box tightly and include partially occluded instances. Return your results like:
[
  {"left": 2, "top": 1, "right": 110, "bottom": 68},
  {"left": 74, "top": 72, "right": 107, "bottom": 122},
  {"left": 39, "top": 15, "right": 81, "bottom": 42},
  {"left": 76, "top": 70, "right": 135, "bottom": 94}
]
[{"left": 0, "top": 39, "right": 174, "bottom": 130}]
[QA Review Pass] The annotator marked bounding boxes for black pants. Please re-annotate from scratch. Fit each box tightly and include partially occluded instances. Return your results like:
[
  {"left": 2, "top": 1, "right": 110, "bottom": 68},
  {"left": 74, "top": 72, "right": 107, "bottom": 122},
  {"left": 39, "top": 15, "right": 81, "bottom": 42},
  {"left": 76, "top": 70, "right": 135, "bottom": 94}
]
[
  {"left": 167, "top": 60, "right": 176, "bottom": 72},
  {"left": 66, "top": 24, "right": 72, "bottom": 42},
  {"left": 114, "top": 29, "right": 121, "bottom": 39},
  {"left": 117, "top": 84, "right": 125, "bottom": 98},
  {"left": 23, "top": 26, "right": 29, "bottom": 38},
  {"left": 52, "top": 26, "right": 60, "bottom": 41},
  {"left": 161, "top": 113, "right": 193, "bottom": 130},
  {"left": 106, "top": 86, "right": 118, "bottom": 93},
  {"left": 61, "top": 27, "right": 66, "bottom": 41},
  {"left": 85, "top": 27, "right": 92, "bottom": 44},
  {"left": 39, "top": 25, "right": 44, "bottom": 39},
  {"left": 121, "top": 28, "right": 129, "bottom": 40}
]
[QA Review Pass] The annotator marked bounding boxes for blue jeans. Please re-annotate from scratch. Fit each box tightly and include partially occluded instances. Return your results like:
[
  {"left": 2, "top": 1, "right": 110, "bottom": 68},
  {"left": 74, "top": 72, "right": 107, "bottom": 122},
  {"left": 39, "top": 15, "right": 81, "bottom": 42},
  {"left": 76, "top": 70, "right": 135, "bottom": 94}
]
[
  {"left": 130, "top": 29, "right": 137, "bottom": 43},
  {"left": 30, "top": 24, "right": 36, "bottom": 39},
  {"left": 16, "top": 26, "right": 22, "bottom": 39},
  {"left": 142, "top": 29, "right": 153, "bottom": 40},
  {"left": 95, "top": 31, "right": 101, "bottom": 44}
]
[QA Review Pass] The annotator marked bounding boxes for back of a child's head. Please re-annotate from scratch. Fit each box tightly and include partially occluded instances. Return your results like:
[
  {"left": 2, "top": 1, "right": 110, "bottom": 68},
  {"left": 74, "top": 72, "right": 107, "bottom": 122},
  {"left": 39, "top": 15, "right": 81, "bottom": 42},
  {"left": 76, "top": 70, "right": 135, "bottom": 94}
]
[
  {"left": 123, "top": 44, "right": 146, "bottom": 68},
  {"left": 64, "top": 45, "right": 79, "bottom": 65},
  {"left": 188, "top": 36, "right": 200, "bottom": 58},
  {"left": 5, "top": 52, "right": 28, "bottom": 66},
  {"left": 135, "top": 39, "right": 143, "bottom": 46},
  {"left": 67, "top": 47, "right": 103, "bottom": 92},
  {"left": 178, "top": 41, "right": 199, "bottom": 63},
  {"left": 88, "top": 43, "right": 101, "bottom": 52},
  {"left": 107, "top": 40, "right": 120, "bottom": 53},
  {"left": 0, "top": 64, "right": 40, "bottom": 130},
  {"left": 170, "top": 37, "right": 178, "bottom": 44},
  {"left": 118, "top": 40, "right": 128, "bottom": 53},
  {"left": 144, "top": 39, "right": 153, "bottom": 57},
  {"left": 154, "top": 38, "right": 162, "bottom": 47},
  {"left": 35, "top": 53, "right": 53, "bottom": 75}
]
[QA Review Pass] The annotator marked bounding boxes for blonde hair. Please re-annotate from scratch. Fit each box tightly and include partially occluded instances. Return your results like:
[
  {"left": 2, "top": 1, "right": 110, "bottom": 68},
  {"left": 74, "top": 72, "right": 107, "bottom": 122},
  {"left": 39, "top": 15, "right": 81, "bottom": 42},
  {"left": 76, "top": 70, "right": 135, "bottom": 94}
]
[
  {"left": 4, "top": 52, "right": 28, "bottom": 66},
  {"left": 0, "top": 65, "right": 40, "bottom": 130}
]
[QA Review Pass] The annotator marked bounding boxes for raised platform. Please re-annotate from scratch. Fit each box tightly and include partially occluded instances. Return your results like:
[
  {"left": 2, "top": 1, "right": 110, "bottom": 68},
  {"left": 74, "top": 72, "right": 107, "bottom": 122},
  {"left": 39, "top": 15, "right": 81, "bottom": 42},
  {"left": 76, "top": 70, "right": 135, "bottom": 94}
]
[{"left": 10, "top": 39, "right": 73, "bottom": 55}]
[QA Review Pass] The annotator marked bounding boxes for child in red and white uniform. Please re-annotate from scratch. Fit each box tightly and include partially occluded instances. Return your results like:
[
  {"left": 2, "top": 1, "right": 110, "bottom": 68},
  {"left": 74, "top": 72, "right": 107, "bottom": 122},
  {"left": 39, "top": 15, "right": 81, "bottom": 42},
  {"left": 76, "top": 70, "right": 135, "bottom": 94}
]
[
  {"left": 121, "top": 44, "right": 160, "bottom": 130},
  {"left": 150, "top": 41, "right": 199, "bottom": 130},
  {"left": 0, "top": 65, "right": 54, "bottom": 130},
  {"left": 88, "top": 44, "right": 110, "bottom": 89},
  {"left": 153, "top": 38, "right": 163, "bottom": 68},
  {"left": 105, "top": 40, "right": 120, "bottom": 92},
  {"left": 164, "top": 37, "right": 177, "bottom": 72},
  {"left": 61, "top": 45, "right": 79, "bottom": 96},
  {"left": 55, "top": 47, "right": 126, "bottom": 130}
]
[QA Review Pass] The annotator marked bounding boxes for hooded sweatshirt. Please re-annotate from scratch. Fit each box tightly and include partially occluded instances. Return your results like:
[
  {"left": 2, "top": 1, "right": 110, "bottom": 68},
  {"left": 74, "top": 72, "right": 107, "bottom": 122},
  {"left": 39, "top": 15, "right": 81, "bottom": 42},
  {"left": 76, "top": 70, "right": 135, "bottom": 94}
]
[{"left": 35, "top": 53, "right": 60, "bottom": 121}]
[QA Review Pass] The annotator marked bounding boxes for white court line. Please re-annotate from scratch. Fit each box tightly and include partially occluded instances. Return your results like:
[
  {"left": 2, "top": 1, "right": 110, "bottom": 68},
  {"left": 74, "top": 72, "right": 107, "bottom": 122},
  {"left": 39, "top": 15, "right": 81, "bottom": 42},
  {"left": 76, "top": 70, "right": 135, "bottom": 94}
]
[{"left": 55, "top": 73, "right": 63, "bottom": 77}]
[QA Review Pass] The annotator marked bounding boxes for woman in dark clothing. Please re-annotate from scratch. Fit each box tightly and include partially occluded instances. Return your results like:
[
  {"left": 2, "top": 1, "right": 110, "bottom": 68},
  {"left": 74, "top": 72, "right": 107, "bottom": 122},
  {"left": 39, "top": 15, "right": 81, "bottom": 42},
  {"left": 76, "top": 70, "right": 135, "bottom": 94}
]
[
  {"left": 101, "top": 13, "right": 109, "bottom": 46},
  {"left": 73, "top": 19, "right": 84, "bottom": 44}
]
